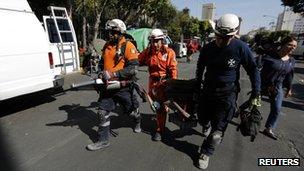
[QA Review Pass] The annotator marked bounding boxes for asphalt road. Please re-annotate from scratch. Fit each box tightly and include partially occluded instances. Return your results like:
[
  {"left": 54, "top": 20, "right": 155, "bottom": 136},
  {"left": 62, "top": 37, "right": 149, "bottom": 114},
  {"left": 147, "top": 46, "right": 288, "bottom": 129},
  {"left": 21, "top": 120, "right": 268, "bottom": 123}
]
[{"left": 0, "top": 53, "right": 303, "bottom": 171}]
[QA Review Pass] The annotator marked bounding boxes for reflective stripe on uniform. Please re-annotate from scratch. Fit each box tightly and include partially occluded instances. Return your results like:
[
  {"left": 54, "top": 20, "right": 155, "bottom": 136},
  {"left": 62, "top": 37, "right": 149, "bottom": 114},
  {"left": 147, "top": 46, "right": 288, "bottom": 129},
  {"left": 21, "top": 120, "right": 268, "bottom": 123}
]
[{"left": 102, "top": 121, "right": 110, "bottom": 127}]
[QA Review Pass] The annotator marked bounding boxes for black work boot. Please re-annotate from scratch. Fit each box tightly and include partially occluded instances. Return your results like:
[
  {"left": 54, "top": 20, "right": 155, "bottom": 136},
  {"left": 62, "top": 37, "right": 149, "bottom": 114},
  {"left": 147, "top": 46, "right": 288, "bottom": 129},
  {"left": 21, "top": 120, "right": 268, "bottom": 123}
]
[
  {"left": 198, "top": 153, "right": 210, "bottom": 169},
  {"left": 131, "top": 108, "right": 141, "bottom": 133},
  {"left": 152, "top": 132, "right": 162, "bottom": 141},
  {"left": 86, "top": 141, "right": 110, "bottom": 151},
  {"left": 134, "top": 119, "right": 141, "bottom": 133},
  {"left": 87, "top": 125, "right": 110, "bottom": 151}
]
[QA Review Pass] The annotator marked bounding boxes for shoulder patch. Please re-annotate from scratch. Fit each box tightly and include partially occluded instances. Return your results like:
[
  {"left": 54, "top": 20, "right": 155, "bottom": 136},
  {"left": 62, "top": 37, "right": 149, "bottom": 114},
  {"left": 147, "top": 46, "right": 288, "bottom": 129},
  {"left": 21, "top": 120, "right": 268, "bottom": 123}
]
[
  {"left": 162, "top": 53, "right": 168, "bottom": 61},
  {"left": 130, "top": 48, "right": 137, "bottom": 54}
]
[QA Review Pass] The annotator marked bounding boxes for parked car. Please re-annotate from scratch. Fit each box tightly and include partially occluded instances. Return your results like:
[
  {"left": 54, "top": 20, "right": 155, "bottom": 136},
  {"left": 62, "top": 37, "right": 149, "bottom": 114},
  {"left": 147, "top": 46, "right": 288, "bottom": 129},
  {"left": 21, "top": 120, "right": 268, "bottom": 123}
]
[{"left": 170, "top": 42, "right": 187, "bottom": 58}]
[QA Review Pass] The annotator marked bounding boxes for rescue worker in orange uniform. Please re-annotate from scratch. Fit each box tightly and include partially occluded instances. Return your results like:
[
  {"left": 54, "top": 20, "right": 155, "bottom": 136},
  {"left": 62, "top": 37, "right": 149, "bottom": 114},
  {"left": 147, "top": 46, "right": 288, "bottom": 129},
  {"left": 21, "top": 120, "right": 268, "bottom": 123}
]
[
  {"left": 138, "top": 29, "right": 178, "bottom": 141},
  {"left": 86, "top": 19, "right": 141, "bottom": 151}
]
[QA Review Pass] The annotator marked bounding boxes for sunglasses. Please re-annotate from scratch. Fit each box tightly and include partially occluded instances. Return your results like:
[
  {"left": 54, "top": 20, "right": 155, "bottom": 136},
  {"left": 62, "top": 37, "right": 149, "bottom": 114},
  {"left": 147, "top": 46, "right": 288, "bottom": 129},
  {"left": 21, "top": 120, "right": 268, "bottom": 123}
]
[
  {"left": 152, "top": 39, "right": 163, "bottom": 43},
  {"left": 107, "top": 30, "right": 120, "bottom": 35}
]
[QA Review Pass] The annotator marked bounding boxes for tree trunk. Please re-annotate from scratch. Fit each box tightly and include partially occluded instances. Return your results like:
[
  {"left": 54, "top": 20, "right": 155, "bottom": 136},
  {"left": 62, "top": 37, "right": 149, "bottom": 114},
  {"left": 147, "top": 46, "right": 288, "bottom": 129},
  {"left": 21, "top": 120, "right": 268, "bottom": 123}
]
[
  {"left": 93, "top": 12, "right": 102, "bottom": 42},
  {"left": 82, "top": 16, "right": 87, "bottom": 49},
  {"left": 67, "top": 0, "right": 73, "bottom": 19},
  {"left": 90, "top": 0, "right": 108, "bottom": 45}
]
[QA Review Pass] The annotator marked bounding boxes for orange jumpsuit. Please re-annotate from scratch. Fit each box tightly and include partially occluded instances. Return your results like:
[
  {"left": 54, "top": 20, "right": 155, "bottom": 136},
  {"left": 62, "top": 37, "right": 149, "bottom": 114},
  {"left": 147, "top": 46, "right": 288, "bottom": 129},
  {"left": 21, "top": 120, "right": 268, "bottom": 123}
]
[{"left": 139, "top": 46, "right": 178, "bottom": 133}]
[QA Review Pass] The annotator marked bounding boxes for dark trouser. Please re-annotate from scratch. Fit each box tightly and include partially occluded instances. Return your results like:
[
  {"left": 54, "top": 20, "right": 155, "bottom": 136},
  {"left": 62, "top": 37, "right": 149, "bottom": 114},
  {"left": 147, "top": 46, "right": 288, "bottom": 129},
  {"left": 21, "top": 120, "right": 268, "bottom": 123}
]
[
  {"left": 198, "top": 87, "right": 237, "bottom": 156},
  {"left": 265, "top": 84, "right": 283, "bottom": 129},
  {"left": 97, "top": 86, "right": 139, "bottom": 142}
]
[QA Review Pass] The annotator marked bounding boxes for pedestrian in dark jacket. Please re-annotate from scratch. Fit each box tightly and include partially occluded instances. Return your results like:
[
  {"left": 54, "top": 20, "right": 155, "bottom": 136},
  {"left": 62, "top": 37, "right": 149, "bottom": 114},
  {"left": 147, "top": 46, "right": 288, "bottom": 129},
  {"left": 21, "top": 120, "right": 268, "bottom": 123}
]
[{"left": 260, "top": 35, "right": 297, "bottom": 140}]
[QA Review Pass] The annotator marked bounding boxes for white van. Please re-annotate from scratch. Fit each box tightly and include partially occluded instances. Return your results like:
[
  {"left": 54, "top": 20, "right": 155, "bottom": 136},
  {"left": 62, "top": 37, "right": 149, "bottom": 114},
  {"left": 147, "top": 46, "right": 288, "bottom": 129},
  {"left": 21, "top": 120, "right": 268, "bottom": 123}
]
[{"left": 0, "top": 0, "right": 77, "bottom": 101}]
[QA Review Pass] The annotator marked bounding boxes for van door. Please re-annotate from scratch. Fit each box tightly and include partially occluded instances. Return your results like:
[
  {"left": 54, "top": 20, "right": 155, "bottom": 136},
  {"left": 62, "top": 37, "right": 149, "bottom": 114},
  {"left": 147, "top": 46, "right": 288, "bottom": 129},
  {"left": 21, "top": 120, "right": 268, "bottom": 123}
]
[{"left": 43, "top": 7, "right": 79, "bottom": 75}]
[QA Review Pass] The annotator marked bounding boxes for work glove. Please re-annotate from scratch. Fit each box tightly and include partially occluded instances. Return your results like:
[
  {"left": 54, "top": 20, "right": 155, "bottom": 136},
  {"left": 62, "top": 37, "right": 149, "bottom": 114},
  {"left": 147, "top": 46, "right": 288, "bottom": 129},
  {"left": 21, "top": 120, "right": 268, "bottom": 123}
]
[
  {"left": 99, "top": 70, "right": 117, "bottom": 81},
  {"left": 285, "top": 89, "right": 292, "bottom": 98},
  {"left": 249, "top": 92, "right": 261, "bottom": 110}
]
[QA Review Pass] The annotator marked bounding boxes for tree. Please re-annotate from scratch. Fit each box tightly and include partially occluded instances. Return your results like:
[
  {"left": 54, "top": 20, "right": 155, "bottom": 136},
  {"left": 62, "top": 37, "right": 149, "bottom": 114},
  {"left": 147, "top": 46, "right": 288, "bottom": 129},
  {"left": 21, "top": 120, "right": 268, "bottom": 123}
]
[
  {"left": 188, "top": 17, "right": 200, "bottom": 37},
  {"left": 166, "top": 21, "right": 182, "bottom": 42},
  {"left": 269, "top": 30, "right": 291, "bottom": 42},
  {"left": 75, "top": 0, "right": 109, "bottom": 49},
  {"left": 28, "top": 1, "right": 199, "bottom": 49},
  {"left": 179, "top": 8, "right": 191, "bottom": 39},
  {"left": 164, "top": 7, "right": 213, "bottom": 43},
  {"left": 281, "top": 0, "right": 304, "bottom": 14},
  {"left": 199, "top": 20, "right": 213, "bottom": 44},
  {"left": 253, "top": 30, "right": 291, "bottom": 48}
]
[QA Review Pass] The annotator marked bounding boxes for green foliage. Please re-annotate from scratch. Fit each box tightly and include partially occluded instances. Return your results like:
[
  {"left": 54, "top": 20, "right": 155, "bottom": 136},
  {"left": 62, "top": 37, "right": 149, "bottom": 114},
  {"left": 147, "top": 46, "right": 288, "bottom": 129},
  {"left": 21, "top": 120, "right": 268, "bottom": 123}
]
[
  {"left": 136, "top": 0, "right": 177, "bottom": 28},
  {"left": 240, "top": 35, "right": 251, "bottom": 44},
  {"left": 165, "top": 7, "right": 212, "bottom": 41},
  {"left": 281, "top": 0, "right": 304, "bottom": 14},
  {"left": 166, "top": 21, "right": 182, "bottom": 42},
  {"left": 188, "top": 17, "right": 200, "bottom": 37},
  {"left": 200, "top": 20, "right": 213, "bottom": 38},
  {"left": 75, "top": 0, "right": 101, "bottom": 15},
  {"left": 254, "top": 31, "right": 271, "bottom": 41},
  {"left": 269, "top": 30, "right": 291, "bottom": 42},
  {"left": 253, "top": 30, "right": 291, "bottom": 46}
]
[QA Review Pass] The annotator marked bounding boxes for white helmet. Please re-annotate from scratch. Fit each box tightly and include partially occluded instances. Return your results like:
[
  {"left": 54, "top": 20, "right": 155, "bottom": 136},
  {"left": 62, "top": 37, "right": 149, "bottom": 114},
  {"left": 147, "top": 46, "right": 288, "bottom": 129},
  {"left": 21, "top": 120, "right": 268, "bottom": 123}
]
[
  {"left": 214, "top": 13, "right": 239, "bottom": 36},
  {"left": 149, "top": 29, "right": 165, "bottom": 40},
  {"left": 105, "top": 19, "right": 126, "bottom": 34}
]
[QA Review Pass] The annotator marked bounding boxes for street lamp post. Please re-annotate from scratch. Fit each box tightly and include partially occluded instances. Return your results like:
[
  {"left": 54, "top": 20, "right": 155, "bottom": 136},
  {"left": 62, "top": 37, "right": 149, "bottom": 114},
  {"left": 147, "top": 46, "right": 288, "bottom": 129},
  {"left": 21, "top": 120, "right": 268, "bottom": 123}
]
[
  {"left": 263, "top": 15, "right": 278, "bottom": 31},
  {"left": 262, "top": 15, "right": 277, "bottom": 19}
]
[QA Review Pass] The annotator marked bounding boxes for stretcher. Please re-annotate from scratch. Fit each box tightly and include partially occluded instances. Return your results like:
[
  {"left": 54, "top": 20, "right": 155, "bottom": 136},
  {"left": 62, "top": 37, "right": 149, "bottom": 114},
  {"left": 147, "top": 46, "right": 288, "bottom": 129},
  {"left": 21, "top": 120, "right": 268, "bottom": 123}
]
[
  {"left": 164, "top": 79, "right": 198, "bottom": 129},
  {"left": 70, "top": 78, "right": 199, "bottom": 129}
]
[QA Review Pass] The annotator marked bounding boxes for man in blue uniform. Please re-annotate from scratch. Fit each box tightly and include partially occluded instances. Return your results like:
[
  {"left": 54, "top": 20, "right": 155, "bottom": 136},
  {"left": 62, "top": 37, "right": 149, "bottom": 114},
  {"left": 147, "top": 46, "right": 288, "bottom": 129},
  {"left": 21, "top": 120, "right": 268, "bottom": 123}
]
[{"left": 195, "top": 14, "right": 261, "bottom": 169}]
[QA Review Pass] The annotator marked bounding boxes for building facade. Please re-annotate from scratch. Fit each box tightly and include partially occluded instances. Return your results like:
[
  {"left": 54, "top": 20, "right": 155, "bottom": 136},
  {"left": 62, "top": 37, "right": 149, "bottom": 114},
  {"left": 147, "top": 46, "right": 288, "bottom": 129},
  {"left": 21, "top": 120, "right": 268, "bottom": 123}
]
[
  {"left": 293, "top": 17, "right": 304, "bottom": 35},
  {"left": 276, "top": 8, "right": 301, "bottom": 32},
  {"left": 202, "top": 3, "right": 216, "bottom": 21}
]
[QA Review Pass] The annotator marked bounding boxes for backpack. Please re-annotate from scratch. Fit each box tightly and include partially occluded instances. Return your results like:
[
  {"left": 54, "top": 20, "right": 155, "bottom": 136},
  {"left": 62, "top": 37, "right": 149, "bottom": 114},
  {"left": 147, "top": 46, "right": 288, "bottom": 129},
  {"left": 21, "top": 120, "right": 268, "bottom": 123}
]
[{"left": 237, "top": 103, "right": 263, "bottom": 142}]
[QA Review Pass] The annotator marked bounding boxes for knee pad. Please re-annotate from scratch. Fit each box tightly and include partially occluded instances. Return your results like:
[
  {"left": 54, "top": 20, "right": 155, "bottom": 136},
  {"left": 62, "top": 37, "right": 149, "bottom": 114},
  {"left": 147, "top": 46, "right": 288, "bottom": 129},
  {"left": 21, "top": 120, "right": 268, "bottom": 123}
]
[
  {"left": 98, "top": 109, "right": 110, "bottom": 126},
  {"left": 208, "top": 130, "right": 223, "bottom": 147}
]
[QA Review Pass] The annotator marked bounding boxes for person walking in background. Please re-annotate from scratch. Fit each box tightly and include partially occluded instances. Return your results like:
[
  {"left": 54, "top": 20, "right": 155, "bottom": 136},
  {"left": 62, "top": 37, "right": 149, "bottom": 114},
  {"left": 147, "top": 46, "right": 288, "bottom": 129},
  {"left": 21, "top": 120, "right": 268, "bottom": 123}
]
[
  {"left": 186, "top": 40, "right": 195, "bottom": 62},
  {"left": 260, "top": 35, "right": 297, "bottom": 140}
]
